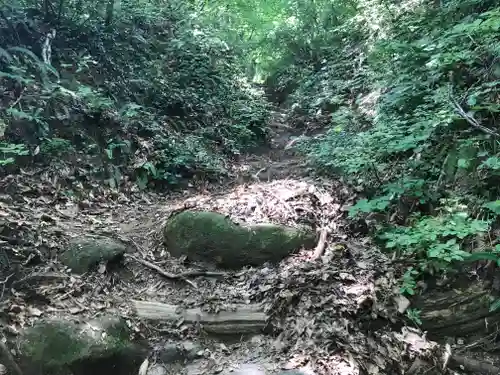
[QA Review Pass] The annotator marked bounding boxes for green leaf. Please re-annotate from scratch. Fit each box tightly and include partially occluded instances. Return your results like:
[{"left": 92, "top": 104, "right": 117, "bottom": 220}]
[
  {"left": 105, "top": 148, "right": 113, "bottom": 159},
  {"left": 457, "top": 158, "right": 469, "bottom": 168},
  {"left": 490, "top": 299, "right": 500, "bottom": 312},
  {"left": 483, "top": 201, "right": 500, "bottom": 215}
]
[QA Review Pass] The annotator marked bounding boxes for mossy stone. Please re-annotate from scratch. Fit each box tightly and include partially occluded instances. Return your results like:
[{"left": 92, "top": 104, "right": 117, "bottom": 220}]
[
  {"left": 19, "top": 316, "right": 146, "bottom": 375},
  {"left": 60, "top": 235, "right": 127, "bottom": 273},
  {"left": 163, "top": 210, "right": 316, "bottom": 269}
]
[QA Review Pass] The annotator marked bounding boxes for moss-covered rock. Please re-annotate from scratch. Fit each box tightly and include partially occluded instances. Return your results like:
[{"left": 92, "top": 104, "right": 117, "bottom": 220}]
[
  {"left": 60, "top": 235, "right": 127, "bottom": 273},
  {"left": 163, "top": 210, "right": 316, "bottom": 269},
  {"left": 19, "top": 316, "right": 147, "bottom": 375}
]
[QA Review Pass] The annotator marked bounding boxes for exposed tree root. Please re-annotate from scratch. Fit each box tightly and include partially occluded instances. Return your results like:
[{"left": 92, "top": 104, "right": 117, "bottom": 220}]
[
  {"left": 124, "top": 254, "right": 226, "bottom": 289},
  {"left": 311, "top": 227, "right": 329, "bottom": 261}
]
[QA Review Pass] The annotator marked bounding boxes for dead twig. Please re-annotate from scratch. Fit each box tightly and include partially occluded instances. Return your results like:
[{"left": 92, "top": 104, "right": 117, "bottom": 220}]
[
  {"left": 252, "top": 167, "right": 267, "bottom": 181},
  {"left": 125, "top": 254, "right": 197, "bottom": 289},
  {"left": 11, "top": 272, "right": 69, "bottom": 289},
  {"left": 0, "top": 273, "right": 14, "bottom": 301},
  {"left": 0, "top": 235, "right": 28, "bottom": 246},
  {"left": 114, "top": 233, "right": 226, "bottom": 283},
  {"left": 113, "top": 233, "right": 148, "bottom": 257},
  {"left": 174, "top": 269, "right": 226, "bottom": 278},
  {"left": 124, "top": 254, "right": 226, "bottom": 289},
  {"left": 449, "top": 90, "right": 500, "bottom": 137}
]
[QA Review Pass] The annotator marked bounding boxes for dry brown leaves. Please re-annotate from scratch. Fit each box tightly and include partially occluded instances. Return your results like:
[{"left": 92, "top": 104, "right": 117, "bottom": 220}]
[
  {"left": 0, "top": 158, "right": 438, "bottom": 374},
  {"left": 150, "top": 177, "right": 437, "bottom": 374}
]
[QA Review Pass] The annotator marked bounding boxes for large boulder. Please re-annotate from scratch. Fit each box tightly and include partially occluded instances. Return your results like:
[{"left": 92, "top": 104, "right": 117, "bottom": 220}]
[
  {"left": 18, "top": 315, "right": 147, "bottom": 375},
  {"left": 60, "top": 235, "right": 127, "bottom": 273},
  {"left": 163, "top": 210, "right": 316, "bottom": 269}
]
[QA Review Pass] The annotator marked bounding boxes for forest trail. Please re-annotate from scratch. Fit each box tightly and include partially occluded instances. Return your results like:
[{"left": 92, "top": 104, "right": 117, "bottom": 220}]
[
  {"left": 232, "top": 110, "right": 314, "bottom": 183},
  {"left": 2, "top": 0, "right": 499, "bottom": 373},
  {"left": 2, "top": 111, "right": 420, "bottom": 375}
]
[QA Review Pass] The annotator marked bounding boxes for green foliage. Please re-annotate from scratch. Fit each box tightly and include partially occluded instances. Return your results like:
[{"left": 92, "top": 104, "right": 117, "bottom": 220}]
[
  {"left": 489, "top": 298, "right": 500, "bottom": 312},
  {"left": 1, "top": 0, "right": 271, "bottom": 187},
  {"left": 238, "top": 0, "right": 500, "bottom": 294},
  {"left": 400, "top": 269, "right": 419, "bottom": 296},
  {"left": 406, "top": 308, "right": 422, "bottom": 326},
  {"left": 381, "top": 211, "right": 489, "bottom": 273},
  {"left": 134, "top": 133, "right": 226, "bottom": 189},
  {"left": 0, "top": 142, "right": 29, "bottom": 165},
  {"left": 40, "top": 138, "right": 75, "bottom": 157}
]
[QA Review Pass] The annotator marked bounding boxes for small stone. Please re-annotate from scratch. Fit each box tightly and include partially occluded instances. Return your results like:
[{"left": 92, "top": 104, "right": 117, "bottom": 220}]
[
  {"left": 27, "top": 307, "right": 43, "bottom": 317},
  {"left": 278, "top": 367, "right": 315, "bottom": 375},
  {"left": 147, "top": 364, "right": 168, "bottom": 375},
  {"left": 156, "top": 341, "right": 203, "bottom": 364},
  {"left": 60, "top": 235, "right": 127, "bottom": 273},
  {"left": 157, "top": 342, "right": 182, "bottom": 363},
  {"left": 181, "top": 341, "right": 202, "bottom": 360},
  {"left": 9, "top": 305, "right": 22, "bottom": 313},
  {"left": 250, "top": 335, "right": 265, "bottom": 347},
  {"left": 0, "top": 195, "right": 13, "bottom": 203},
  {"left": 231, "top": 364, "right": 265, "bottom": 375}
]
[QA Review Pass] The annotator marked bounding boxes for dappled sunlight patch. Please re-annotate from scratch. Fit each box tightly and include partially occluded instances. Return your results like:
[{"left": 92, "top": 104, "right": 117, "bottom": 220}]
[
  {"left": 183, "top": 178, "right": 340, "bottom": 228},
  {"left": 357, "top": 89, "right": 382, "bottom": 118}
]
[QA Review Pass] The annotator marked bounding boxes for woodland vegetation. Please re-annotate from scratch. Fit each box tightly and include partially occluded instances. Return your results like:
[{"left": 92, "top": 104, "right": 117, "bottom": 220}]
[{"left": 2, "top": 0, "right": 500, "bottom": 372}]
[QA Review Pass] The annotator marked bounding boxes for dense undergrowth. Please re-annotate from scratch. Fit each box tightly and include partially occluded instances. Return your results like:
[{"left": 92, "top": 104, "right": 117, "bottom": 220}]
[
  {"left": 0, "top": 0, "right": 270, "bottom": 189},
  {"left": 2, "top": 0, "right": 500, "bottom": 316},
  {"left": 259, "top": 0, "right": 500, "bottom": 306},
  {"left": 181, "top": 0, "right": 500, "bottom": 313}
]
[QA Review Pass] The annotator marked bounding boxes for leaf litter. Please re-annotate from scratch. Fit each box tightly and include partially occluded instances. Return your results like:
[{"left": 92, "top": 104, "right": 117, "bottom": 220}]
[{"left": 0, "top": 121, "right": 444, "bottom": 375}]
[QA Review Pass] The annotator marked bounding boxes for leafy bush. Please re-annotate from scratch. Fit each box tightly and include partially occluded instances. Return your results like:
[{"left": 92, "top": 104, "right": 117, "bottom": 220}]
[
  {"left": 242, "top": 0, "right": 500, "bottom": 295},
  {"left": 0, "top": 0, "right": 271, "bottom": 187}
]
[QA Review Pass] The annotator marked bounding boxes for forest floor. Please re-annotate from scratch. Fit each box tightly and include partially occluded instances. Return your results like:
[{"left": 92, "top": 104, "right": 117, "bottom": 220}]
[{"left": 0, "top": 111, "right": 434, "bottom": 375}]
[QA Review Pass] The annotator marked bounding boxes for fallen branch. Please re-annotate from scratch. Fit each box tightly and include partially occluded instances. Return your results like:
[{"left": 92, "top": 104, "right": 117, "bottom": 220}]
[
  {"left": 449, "top": 91, "right": 500, "bottom": 137},
  {"left": 132, "top": 300, "right": 266, "bottom": 335},
  {"left": 41, "top": 29, "right": 56, "bottom": 65},
  {"left": 0, "top": 235, "right": 29, "bottom": 246},
  {"left": 11, "top": 272, "right": 69, "bottom": 289},
  {"left": 0, "top": 273, "right": 14, "bottom": 300},
  {"left": 110, "top": 232, "right": 226, "bottom": 286},
  {"left": 124, "top": 254, "right": 226, "bottom": 289}
]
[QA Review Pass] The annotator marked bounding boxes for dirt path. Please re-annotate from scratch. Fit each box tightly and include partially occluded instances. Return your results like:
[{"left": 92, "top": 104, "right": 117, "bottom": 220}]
[
  {"left": 107, "top": 110, "right": 350, "bottom": 374},
  {"left": 232, "top": 111, "right": 313, "bottom": 183},
  {"left": 0, "top": 112, "right": 417, "bottom": 375}
]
